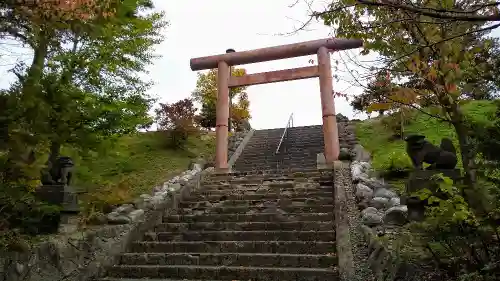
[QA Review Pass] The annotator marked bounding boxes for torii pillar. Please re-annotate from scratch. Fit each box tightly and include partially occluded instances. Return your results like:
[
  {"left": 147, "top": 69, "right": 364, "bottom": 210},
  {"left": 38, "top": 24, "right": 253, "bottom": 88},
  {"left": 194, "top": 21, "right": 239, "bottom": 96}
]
[{"left": 190, "top": 38, "right": 363, "bottom": 173}]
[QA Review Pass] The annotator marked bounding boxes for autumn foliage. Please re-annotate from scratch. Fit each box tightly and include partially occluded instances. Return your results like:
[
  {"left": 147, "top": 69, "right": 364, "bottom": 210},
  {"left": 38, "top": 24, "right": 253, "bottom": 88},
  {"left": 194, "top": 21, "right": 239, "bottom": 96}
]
[
  {"left": 192, "top": 68, "right": 251, "bottom": 131},
  {"left": 11, "top": 0, "right": 116, "bottom": 22},
  {"left": 155, "top": 98, "right": 198, "bottom": 148}
]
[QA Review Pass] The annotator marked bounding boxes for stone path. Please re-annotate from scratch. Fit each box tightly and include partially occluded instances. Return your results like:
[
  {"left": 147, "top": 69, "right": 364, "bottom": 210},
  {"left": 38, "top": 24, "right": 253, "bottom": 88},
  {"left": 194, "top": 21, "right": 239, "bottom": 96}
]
[{"left": 97, "top": 170, "right": 339, "bottom": 281}]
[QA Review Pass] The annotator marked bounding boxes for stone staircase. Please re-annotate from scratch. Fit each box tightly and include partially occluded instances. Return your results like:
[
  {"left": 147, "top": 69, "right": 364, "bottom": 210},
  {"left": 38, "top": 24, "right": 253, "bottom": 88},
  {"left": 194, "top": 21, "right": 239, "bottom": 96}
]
[
  {"left": 233, "top": 122, "right": 356, "bottom": 172},
  {"left": 232, "top": 128, "right": 284, "bottom": 171},
  {"left": 97, "top": 169, "right": 339, "bottom": 281}
]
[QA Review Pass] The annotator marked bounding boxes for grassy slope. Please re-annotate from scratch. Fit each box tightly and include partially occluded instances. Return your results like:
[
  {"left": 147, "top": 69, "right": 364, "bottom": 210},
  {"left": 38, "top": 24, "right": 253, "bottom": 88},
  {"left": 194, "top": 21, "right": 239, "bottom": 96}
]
[
  {"left": 64, "top": 131, "right": 215, "bottom": 197},
  {"left": 355, "top": 100, "right": 497, "bottom": 174}
]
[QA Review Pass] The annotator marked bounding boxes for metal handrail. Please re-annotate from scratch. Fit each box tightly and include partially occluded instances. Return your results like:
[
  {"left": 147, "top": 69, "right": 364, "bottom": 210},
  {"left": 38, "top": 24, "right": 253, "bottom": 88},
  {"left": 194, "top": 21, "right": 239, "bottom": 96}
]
[{"left": 275, "top": 113, "right": 294, "bottom": 154}]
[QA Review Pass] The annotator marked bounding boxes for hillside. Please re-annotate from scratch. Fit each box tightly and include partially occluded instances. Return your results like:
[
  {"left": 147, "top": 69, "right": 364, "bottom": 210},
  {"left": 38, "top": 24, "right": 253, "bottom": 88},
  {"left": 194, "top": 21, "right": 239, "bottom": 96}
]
[
  {"left": 64, "top": 131, "right": 216, "bottom": 198},
  {"left": 355, "top": 100, "right": 498, "bottom": 176}
]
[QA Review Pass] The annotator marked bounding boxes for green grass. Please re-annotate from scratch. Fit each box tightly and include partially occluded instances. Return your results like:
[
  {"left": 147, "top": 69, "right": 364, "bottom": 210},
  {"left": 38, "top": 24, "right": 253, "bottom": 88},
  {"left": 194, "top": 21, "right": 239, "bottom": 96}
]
[
  {"left": 356, "top": 100, "right": 497, "bottom": 176},
  {"left": 64, "top": 131, "right": 216, "bottom": 197}
]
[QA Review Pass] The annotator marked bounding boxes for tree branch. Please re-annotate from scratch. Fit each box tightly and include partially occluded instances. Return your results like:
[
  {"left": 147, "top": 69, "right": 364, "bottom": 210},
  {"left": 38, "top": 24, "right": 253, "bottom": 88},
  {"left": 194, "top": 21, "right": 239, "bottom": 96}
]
[
  {"left": 337, "top": 52, "right": 450, "bottom": 122},
  {"left": 388, "top": 22, "right": 500, "bottom": 66},
  {"left": 355, "top": 0, "right": 500, "bottom": 22}
]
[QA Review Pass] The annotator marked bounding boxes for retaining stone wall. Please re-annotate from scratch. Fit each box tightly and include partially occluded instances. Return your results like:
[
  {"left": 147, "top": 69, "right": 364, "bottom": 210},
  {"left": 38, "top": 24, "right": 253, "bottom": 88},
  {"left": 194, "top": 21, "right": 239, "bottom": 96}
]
[
  {"left": 0, "top": 164, "right": 214, "bottom": 281},
  {"left": 351, "top": 145, "right": 422, "bottom": 281}
]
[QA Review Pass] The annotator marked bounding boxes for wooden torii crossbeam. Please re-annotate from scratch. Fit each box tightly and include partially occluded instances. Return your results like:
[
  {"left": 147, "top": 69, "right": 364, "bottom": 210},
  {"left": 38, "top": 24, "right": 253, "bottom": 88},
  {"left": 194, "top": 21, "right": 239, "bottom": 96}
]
[{"left": 190, "top": 37, "right": 363, "bottom": 172}]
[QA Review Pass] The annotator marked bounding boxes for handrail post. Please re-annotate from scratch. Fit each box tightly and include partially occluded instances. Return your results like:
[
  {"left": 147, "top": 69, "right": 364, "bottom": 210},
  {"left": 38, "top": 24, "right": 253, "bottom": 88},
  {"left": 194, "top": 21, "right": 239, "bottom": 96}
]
[{"left": 275, "top": 113, "right": 294, "bottom": 155}]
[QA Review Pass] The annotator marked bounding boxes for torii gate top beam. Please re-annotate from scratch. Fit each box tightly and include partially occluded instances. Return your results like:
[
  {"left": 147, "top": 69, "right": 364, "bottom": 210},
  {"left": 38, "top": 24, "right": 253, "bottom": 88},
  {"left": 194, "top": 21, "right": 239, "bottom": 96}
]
[{"left": 190, "top": 37, "right": 363, "bottom": 71}]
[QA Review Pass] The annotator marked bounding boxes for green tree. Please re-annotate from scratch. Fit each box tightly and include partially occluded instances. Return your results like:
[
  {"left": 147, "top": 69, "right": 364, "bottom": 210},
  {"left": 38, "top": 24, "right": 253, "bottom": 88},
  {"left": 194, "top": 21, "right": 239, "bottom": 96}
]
[
  {"left": 2, "top": 0, "right": 165, "bottom": 180},
  {"left": 0, "top": 0, "right": 121, "bottom": 183},
  {"left": 316, "top": 1, "right": 500, "bottom": 279},
  {"left": 38, "top": 0, "right": 166, "bottom": 163},
  {"left": 192, "top": 68, "right": 251, "bottom": 131}
]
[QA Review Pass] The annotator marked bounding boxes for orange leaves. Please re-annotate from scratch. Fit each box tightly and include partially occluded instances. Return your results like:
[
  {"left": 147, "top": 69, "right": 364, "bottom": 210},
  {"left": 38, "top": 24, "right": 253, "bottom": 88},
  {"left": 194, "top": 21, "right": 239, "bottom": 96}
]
[
  {"left": 407, "top": 55, "right": 422, "bottom": 73},
  {"left": 366, "top": 102, "right": 392, "bottom": 113},
  {"left": 407, "top": 55, "right": 462, "bottom": 98},
  {"left": 365, "top": 86, "right": 419, "bottom": 113},
  {"left": 14, "top": 0, "right": 116, "bottom": 23},
  {"left": 445, "top": 83, "right": 458, "bottom": 94},
  {"left": 390, "top": 88, "right": 418, "bottom": 104},
  {"left": 426, "top": 67, "right": 437, "bottom": 82}
]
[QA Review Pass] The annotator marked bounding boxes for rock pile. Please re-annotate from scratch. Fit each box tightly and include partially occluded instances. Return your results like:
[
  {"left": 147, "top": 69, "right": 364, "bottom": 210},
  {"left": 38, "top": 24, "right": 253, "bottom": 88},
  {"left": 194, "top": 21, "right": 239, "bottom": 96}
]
[
  {"left": 351, "top": 152, "right": 408, "bottom": 228},
  {"left": 101, "top": 163, "right": 208, "bottom": 225},
  {"left": 98, "top": 128, "right": 251, "bottom": 225}
]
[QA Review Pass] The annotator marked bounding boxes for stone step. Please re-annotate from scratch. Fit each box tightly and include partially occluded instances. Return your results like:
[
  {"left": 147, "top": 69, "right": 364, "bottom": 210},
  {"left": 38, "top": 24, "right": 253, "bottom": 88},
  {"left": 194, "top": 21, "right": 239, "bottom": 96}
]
[
  {"left": 200, "top": 179, "right": 333, "bottom": 188},
  {"left": 234, "top": 164, "right": 319, "bottom": 172},
  {"left": 96, "top": 277, "right": 215, "bottom": 281},
  {"left": 206, "top": 168, "right": 320, "bottom": 177},
  {"left": 155, "top": 221, "right": 334, "bottom": 232},
  {"left": 240, "top": 152, "right": 319, "bottom": 158},
  {"left": 200, "top": 182, "right": 332, "bottom": 191},
  {"left": 179, "top": 197, "right": 334, "bottom": 208},
  {"left": 163, "top": 212, "right": 333, "bottom": 223},
  {"left": 202, "top": 176, "right": 319, "bottom": 185},
  {"left": 105, "top": 264, "right": 339, "bottom": 280},
  {"left": 129, "top": 241, "right": 336, "bottom": 254},
  {"left": 119, "top": 252, "right": 337, "bottom": 268},
  {"left": 145, "top": 230, "right": 336, "bottom": 242},
  {"left": 235, "top": 163, "right": 318, "bottom": 169},
  {"left": 205, "top": 171, "right": 325, "bottom": 180},
  {"left": 277, "top": 150, "right": 322, "bottom": 154},
  {"left": 175, "top": 204, "right": 335, "bottom": 214},
  {"left": 186, "top": 192, "right": 332, "bottom": 202},
  {"left": 195, "top": 187, "right": 334, "bottom": 194},
  {"left": 204, "top": 176, "right": 331, "bottom": 185},
  {"left": 238, "top": 157, "right": 309, "bottom": 162}
]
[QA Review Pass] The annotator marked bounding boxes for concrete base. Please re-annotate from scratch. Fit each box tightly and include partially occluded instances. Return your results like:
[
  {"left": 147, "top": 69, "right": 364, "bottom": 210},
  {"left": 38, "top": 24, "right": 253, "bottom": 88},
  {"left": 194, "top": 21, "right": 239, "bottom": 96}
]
[
  {"left": 317, "top": 153, "right": 334, "bottom": 170},
  {"left": 215, "top": 167, "right": 231, "bottom": 174}
]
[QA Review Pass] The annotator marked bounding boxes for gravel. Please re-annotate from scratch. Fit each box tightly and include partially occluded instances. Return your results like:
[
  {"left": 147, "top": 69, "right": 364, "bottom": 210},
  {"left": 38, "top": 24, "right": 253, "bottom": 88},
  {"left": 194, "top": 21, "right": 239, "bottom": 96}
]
[{"left": 342, "top": 164, "right": 375, "bottom": 281}]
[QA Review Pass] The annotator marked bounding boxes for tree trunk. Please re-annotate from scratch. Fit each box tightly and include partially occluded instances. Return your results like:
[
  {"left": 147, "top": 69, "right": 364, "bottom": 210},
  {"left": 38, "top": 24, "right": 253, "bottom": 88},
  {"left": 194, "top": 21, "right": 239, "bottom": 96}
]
[
  {"left": 48, "top": 141, "right": 61, "bottom": 167},
  {"left": 3, "top": 31, "right": 50, "bottom": 183},
  {"left": 449, "top": 105, "right": 476, "bottom": 189},
  {"left": 22, "top": 32, "right": 50, "bottom": 101}
]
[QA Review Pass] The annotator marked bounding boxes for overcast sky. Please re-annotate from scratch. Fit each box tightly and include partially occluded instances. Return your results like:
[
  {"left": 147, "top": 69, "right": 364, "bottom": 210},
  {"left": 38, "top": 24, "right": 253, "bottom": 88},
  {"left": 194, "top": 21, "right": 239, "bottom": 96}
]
[
  {"left": 148, "top": 0, "right": 368, "bottom": 129},
  {"left": 1, "top": 0, "right": 499, "bottom": 129}
]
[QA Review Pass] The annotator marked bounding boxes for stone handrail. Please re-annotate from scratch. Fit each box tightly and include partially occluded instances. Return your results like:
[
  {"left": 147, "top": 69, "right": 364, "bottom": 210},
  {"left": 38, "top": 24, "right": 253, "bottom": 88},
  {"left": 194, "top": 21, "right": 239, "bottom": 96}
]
[{"left": 228, "top": 129, "right": 255, "bottom": 170}]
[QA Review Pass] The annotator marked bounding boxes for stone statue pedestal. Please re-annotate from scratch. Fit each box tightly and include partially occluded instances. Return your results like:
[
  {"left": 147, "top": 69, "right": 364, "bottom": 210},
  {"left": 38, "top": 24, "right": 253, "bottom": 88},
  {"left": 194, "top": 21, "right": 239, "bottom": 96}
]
[
  {"left": 34, "top": 184, "right": 82, "bottom": 214},
  {"left": 404, "top": 169, "right": 462, "bottom": 221}
]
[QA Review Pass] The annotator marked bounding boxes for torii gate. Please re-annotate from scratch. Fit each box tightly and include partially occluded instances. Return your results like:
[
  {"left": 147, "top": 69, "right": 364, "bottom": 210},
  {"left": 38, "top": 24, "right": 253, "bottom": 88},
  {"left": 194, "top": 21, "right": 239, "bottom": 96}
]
[{"left": 190, "top": 37, "right": 363, "bottom": 173}]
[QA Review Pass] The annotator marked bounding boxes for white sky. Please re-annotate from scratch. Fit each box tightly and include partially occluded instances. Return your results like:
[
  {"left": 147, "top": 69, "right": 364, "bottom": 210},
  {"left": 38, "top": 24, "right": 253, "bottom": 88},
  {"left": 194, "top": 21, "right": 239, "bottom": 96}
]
[
  {"left": 148, "top": 0, "right": 368, "bottom": 129},
  {"left": 1, "top": 0, "right": 499, "bottom": 129}
]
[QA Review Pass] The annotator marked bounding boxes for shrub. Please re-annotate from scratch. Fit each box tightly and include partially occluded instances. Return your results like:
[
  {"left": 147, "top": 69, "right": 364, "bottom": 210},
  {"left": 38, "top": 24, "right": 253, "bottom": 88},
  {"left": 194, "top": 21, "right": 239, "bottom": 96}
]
[
  {"left": 155, "top": 98, "right": 198, "bottom": 148},
  {"left": 0, "top": 182, "right": 62, "bottom": 238},
  {"left": 372, "top": 148, "right": 413, "bottom": 178},
  {"left": 81, "top": 179, "right": 133, "bottom": 216},
  {"left": 396, "top": 175, "right": 500, "bottom": 281},
  {"left": 380, "top": 110, "right": 416, "bottom": 140}
]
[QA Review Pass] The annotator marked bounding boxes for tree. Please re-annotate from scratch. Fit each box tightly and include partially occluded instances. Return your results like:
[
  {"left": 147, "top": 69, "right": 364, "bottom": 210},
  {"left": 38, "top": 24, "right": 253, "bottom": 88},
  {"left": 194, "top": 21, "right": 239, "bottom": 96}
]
[
  {"left": 231, "top": 92, "right": 251, "bottom": 131},
  {"left": 317, "top": 0, "right": 500, "bottom": 187},
  {"left": 192, "top": 68, "right": 251, "bottom": 131},
  {"left": 351, "top": 71, "right": 394, "bottom": 115},
  {"left": 1, "top": 0, "right": 166, "bottom": 186},
  {"left": 155, "top": 98, "right": 198, "bottom": 148},
  {"left": 38, "top": 0, "right": 165, "bottom": 163},
  {"left": 317, "top": 1, "right": 500, "bottom": 279}
]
